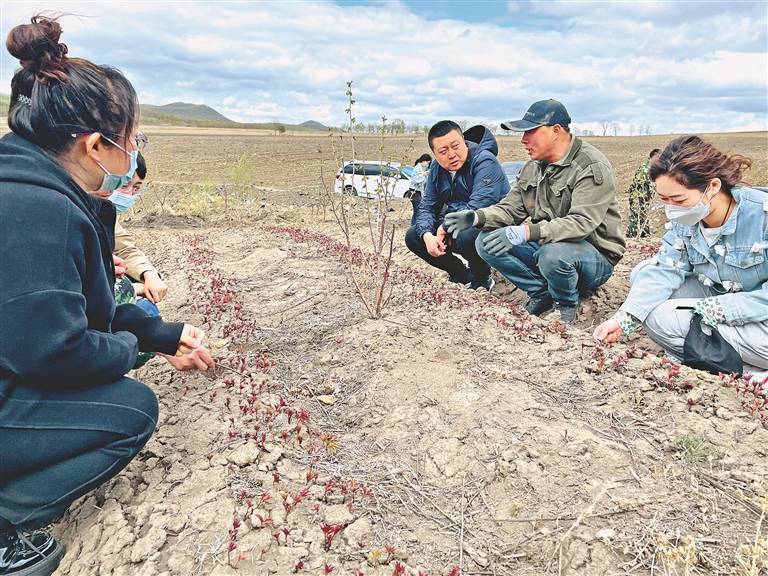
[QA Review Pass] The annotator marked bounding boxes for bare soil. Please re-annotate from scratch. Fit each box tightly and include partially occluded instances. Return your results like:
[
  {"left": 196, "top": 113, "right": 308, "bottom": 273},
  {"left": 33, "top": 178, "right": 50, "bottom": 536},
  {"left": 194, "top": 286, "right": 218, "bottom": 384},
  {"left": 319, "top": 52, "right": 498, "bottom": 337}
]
[{"left": 51, "top": 132, "right": 768, "bottom": 576}]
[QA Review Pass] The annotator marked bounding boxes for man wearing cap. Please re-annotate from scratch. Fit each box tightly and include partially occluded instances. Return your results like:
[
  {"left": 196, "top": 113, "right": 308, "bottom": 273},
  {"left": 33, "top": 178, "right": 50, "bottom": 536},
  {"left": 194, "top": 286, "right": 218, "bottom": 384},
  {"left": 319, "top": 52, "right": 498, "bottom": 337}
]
[{"left": 444, "top": 99, "right": 625, "bottom": 323}]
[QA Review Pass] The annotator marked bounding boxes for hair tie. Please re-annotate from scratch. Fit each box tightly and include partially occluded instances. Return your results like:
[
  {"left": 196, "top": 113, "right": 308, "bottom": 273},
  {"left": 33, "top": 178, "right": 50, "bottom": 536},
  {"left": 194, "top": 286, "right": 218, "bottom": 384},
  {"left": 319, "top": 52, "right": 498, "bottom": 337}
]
[{"left": 17, "top": 94, "right": 33, "bottom": 106}]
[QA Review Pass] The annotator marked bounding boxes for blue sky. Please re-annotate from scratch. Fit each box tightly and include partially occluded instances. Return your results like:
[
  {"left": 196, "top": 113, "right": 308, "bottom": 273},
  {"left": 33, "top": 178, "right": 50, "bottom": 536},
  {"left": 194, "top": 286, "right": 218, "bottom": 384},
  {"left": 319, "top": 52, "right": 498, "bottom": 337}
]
[{"left": 1, "top": 0, "right": 766, "bottom": 133}]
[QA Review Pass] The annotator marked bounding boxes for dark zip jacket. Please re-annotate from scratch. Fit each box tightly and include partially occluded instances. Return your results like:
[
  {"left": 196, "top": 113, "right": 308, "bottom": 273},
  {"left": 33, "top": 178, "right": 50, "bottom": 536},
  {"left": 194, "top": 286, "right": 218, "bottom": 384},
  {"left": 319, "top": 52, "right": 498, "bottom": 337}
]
[
  {"left": 0, "top": 132, "right": 182, "bottom": 391},
  {"left": 414, "top": 125, "right": 510, "bottom": 237}
]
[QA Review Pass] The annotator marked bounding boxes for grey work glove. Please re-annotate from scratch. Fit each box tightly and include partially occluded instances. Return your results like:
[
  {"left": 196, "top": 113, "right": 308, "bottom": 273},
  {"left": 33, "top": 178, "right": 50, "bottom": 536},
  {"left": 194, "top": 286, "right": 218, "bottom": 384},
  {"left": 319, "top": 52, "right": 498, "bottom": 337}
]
[
  {"left": 443, "top": 210, "right": 476, "bottom": 239},
  {"left": 482, "top": 225, "right": 527, "bottom": 256}
]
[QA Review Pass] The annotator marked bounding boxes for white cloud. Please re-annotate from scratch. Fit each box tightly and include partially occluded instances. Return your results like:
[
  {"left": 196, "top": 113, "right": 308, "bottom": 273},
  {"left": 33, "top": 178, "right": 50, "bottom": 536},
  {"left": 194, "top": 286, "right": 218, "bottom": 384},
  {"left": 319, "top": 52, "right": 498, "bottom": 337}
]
[{"left": 0, "top": 0, "right": 765, "bottom": 132}]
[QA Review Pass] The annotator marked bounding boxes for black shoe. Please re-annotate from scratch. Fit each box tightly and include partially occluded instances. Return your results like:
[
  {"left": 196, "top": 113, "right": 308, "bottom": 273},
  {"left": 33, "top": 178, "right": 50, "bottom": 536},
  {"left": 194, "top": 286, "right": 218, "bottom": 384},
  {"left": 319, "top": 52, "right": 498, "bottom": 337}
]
[
  {"left": 548, "top": 303, "right": 578, "bottom": 324},
  {"left": 0, "top": 528, "right": 64, "bottom": 576},
  {"left": 524, "top": 296, "right": 553, "bottom": 316},
  {"left": 448, "top": 273, "right": 471, "bottom": 287},
  {"left": 470, "top": 276, "right": 495, "bottom": 292}
]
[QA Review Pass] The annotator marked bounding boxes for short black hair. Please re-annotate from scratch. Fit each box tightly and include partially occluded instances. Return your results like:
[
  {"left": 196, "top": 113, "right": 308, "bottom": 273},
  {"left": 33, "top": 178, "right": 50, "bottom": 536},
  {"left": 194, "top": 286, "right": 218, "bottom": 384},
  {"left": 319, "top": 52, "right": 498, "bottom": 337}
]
[
  {"left": 428, "top": 120, "right": 462, "bottom": 150},
  {"left": 136, "top": 151, "right": 147, "bottom": 180},
  {"left": 415, "top": 153, "right": 432, "bottom": 165},
  {"left": 649, "top": 148, "right": 661, "bottom": 158}
]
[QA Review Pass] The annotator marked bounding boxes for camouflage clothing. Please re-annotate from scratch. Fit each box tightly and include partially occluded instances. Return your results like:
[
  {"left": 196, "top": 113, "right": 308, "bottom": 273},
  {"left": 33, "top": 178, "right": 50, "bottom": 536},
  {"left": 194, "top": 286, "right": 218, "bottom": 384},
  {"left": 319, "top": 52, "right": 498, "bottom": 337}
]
[
  {"left": 114, "top": 277, "right": 154, "bottom": 369},
  {"left": 627, "top": 159, "right": 656, "bottom": 238}
]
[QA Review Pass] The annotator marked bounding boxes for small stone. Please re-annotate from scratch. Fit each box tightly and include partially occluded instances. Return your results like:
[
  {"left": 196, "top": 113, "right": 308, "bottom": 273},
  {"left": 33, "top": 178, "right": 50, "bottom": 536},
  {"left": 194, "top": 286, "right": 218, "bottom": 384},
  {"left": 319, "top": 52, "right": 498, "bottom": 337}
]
[
  {"left": 318, "top": 395, "right": 337, "bottom": 406},
  {"left": 717, "top": 407, "right": 733, "bottom": 421},
  {"left": 227, "top": 444, "right": 261, "bottom": 467},
  {"left": 343, "top": 516, "right": 373, "bottom": 547},
  {"left": 595, "top": 528, "right": 617, "bottom": 541},
  {"left": 323, "top": 504, "right": 354, "bottom": 525},
  {"left": 130, "top": 527, "right": 166, "bottom": 563}
]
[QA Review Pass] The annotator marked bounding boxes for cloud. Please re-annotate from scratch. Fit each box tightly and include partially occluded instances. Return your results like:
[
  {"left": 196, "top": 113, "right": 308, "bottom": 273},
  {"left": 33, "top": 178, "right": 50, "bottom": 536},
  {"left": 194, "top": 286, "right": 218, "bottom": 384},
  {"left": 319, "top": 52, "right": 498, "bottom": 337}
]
[{"left": 0, "top": 0, "right": 765, "bottom": 133}]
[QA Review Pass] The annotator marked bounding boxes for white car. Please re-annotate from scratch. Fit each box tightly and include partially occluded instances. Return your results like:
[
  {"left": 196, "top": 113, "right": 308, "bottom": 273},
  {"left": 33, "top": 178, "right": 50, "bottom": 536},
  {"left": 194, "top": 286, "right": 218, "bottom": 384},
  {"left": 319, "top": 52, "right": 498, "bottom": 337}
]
[
  {"left": 502, "top": 161, "right": 526, "bottom": 185},
  {"left": 334, "top": 161, "right": 414, "bottom": 199}
]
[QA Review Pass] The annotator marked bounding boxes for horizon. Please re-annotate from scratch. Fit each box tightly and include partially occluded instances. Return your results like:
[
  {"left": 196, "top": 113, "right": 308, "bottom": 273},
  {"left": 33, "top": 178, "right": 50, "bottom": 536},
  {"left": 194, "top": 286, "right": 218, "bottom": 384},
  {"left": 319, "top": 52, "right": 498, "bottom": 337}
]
[{"left": 1, "top": 1, "right": 767, "bottom": 135}]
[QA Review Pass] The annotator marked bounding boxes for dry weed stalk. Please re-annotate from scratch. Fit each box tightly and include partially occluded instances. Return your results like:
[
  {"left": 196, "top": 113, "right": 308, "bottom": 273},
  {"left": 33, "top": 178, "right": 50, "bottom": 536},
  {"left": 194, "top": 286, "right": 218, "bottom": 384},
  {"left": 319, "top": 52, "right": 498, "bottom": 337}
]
[
  {"left": 319, "top": 81, "right": 397, "bottom": 319},
  {"left": 736, "top": 495, "right": 768, "bottom": 576}
]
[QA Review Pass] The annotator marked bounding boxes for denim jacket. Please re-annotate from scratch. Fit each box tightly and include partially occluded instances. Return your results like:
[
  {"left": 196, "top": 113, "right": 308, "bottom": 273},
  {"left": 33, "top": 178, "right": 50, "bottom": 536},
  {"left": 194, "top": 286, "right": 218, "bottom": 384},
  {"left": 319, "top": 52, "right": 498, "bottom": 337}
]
[{"left": 620, "top": 186, "right": 768, "bottom": 326}]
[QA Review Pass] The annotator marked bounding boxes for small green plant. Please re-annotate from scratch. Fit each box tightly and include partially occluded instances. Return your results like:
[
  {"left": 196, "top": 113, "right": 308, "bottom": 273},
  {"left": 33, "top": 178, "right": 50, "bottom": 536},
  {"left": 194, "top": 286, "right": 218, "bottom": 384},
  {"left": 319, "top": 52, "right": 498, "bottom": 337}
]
[
  {"left": 225, "top": 153, "right": 257, "bottom": 215},
  {"left": 672, "top": 434, "right": 723, "bottom": 465}
]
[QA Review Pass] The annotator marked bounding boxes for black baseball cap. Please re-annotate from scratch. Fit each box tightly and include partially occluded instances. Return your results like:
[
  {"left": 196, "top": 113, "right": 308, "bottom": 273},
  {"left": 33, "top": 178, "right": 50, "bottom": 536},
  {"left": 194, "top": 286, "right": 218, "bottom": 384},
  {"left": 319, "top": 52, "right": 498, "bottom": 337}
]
[{"left": 501, "top": 99, "right": 571, "bottom": 132}]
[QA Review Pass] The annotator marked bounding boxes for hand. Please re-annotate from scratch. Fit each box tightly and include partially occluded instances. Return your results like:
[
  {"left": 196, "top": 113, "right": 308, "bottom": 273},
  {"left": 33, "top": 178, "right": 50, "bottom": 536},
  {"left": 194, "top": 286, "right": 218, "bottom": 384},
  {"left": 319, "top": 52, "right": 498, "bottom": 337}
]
[
  {"left": 178, "top": 324, "right": 205, "bottom": 355},
  {"left": 132, "top": 283, "right": 145, "bottom": 297},
  {"left": 423, "top": 232, "right": 446, "bottom": 257},
  {"left": 593, "top": 319, "right": 623, "bottom": 343},
  {"left": 159, "top": 347, "right": 215, "bottom": 371},
  {"left": 113, "top": 255, "right": 126, "bottom": 276},
  {"left": 142, "top": 271, "right": 168, "bottom": 303},
  {"left": 443, "top": 210, "right": 476, "bottom": 239},
  {"left": 693, "top": 297, "right": 726, "bottom": 327},
  {"left": 482, "top": 225, "right": 527, "bottom": 256}
]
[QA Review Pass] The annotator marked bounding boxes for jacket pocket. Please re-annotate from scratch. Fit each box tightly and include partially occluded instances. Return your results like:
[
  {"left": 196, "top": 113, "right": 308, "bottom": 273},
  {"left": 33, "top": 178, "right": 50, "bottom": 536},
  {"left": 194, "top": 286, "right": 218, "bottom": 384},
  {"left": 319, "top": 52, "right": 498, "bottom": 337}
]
[
  {"left": 553, "top": 184, "right": 572, "bottom": 214},
  {"left": 724, "top": 249, "right": 765, "bottom": 268}
]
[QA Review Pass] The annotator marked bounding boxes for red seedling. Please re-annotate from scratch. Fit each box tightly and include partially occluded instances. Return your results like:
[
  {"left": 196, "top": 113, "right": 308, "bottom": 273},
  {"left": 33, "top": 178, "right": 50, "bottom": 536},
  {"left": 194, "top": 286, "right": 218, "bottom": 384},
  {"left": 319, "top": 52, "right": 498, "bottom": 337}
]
[{"left": 320, "top": 522, "right": 345, "bottom": 551}]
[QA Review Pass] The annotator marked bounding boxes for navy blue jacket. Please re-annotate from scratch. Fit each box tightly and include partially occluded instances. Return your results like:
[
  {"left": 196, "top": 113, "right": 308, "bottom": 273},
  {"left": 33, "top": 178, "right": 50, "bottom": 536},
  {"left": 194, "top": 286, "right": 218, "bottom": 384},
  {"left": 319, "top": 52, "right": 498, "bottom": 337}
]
[
  {"left": 414, "top": 126, "right": 510, "bottom": 237},
  {"left": 0, "top": 132, "right": 182, "bottom": 391}
]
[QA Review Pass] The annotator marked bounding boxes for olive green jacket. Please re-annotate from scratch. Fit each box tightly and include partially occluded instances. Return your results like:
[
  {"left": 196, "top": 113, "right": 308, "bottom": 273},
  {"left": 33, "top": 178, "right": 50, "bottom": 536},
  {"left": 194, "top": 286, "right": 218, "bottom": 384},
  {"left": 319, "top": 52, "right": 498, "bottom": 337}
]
[{"left": 475, "top": 137, "right": 626, "bottom": 265}]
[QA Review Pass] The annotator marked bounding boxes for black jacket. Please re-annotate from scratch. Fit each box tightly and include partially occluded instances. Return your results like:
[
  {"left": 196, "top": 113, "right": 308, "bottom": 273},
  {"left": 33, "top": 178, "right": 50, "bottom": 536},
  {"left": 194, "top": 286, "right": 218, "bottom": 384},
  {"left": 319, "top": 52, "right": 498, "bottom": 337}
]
[{"left": 0, "top": 132, "right": 182, "bottom": 390}]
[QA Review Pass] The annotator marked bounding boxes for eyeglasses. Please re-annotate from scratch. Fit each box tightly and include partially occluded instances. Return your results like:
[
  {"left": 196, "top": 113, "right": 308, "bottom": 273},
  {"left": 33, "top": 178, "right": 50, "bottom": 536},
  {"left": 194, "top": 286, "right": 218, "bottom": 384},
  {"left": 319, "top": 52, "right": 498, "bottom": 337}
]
[
  {"left": 133, "top": 132, "right": 149, "bottom": 151},
  {"left": 69, "top": 129, "right": 148, "bottom": 151}
]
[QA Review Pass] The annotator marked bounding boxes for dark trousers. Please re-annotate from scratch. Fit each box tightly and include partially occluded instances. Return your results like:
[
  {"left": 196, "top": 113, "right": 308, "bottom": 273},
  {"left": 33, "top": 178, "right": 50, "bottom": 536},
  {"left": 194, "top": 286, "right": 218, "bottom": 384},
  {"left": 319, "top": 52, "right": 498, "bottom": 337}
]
[
  {"left": 405, "top": 225, "right": 490, "bottom": 283},
  {"left": 0, "top": 377, "right": 158, "bottom": 529},
  {"left": 409, "top": 191, "right": 422, "bottom": 226}
]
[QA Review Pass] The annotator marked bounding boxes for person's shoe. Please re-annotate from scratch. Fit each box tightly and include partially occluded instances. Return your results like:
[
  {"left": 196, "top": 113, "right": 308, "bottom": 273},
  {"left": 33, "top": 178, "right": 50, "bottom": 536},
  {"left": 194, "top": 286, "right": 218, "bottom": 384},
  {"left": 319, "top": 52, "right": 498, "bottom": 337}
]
[
  {"left": 448, "top": 273, "right": 471, "bottom": 287},
  {"left": 470, "top": 276, "right": 495, "bottom": 292},
  {"left": 0, "top": 528, "right": 64, "bottom": 576},
  {"left": 547, "top": 303, "right": 578, "bottom": 324},
  {"left": 524, "top": 296, "right": 554, "bottom": 316}
]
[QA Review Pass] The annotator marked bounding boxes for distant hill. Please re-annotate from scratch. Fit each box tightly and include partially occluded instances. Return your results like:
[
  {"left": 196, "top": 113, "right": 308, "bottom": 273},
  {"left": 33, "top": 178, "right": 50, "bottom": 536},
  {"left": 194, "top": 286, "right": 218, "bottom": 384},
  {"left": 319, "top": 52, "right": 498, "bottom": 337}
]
[
  {"left": 0, "top": 93, "right": 328, "bottom": 131},
  {"left": 300, "top": 120, "right": 328, "bottom": 131},
  {"left": 142, "top": 102, "right": 234, "bottom": 124}
]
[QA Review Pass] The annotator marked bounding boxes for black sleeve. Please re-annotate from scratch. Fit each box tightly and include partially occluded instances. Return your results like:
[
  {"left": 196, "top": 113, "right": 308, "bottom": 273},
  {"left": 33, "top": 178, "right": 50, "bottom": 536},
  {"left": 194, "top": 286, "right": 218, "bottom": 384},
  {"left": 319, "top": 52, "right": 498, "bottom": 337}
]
[{"left": 112, "top": 304, "right": 183, "bottom": 355}]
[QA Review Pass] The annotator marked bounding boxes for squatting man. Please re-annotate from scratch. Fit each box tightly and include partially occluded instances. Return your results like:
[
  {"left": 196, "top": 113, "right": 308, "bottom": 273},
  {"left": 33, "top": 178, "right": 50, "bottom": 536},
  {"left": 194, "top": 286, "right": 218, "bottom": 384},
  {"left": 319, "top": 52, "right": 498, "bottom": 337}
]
[{"left": 443, "top": 99, "right": 626, "bottom": 323}]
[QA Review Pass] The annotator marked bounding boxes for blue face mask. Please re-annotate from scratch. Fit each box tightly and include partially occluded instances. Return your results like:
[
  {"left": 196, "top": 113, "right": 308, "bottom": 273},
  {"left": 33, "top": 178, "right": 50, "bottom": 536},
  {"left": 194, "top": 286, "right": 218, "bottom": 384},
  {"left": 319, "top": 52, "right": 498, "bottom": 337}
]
[
  {"left": 109, "top": 190, "right": 139, "bottom": 212},
  {"left": 94, "top": 137, "right": 138, "bottom": 193}
]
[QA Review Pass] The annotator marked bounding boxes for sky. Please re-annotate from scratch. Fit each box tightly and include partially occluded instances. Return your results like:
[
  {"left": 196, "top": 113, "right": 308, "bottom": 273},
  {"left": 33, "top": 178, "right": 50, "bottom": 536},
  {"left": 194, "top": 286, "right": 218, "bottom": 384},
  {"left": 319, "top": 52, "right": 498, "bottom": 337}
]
[{"left": 1, "top": 0, "right": 766, "bottom": 134}]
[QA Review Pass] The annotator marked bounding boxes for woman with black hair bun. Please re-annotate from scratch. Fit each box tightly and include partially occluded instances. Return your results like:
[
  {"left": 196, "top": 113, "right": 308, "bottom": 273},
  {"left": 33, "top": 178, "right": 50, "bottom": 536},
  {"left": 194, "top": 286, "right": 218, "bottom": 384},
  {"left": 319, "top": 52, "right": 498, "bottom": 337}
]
[{"left": 0, "top": 15, "right": 214, "bottom": 575}]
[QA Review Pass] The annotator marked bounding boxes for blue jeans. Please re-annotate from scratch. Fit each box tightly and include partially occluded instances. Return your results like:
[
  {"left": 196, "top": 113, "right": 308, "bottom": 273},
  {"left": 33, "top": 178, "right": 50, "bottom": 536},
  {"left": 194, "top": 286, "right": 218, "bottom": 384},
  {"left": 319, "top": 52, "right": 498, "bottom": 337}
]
[
  {"left": 476, "top": 236, "right": 614, "bottom": 306},
  {"left": 405, "top": 225, "right": 490, "bottom": 283},
  {"left": 136, "top": 297, "right": 160, "bottom": 317},
  {"left": 0, "top": 377, "right": 157, "bottom": 529}
]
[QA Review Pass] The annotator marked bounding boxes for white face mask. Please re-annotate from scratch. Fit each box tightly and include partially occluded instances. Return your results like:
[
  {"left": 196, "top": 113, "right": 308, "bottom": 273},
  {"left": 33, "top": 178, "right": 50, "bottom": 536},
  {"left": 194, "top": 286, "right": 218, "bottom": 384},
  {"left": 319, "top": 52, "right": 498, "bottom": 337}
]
[{"left": 664, "top": 187, "right": 718, "bottom": 226}]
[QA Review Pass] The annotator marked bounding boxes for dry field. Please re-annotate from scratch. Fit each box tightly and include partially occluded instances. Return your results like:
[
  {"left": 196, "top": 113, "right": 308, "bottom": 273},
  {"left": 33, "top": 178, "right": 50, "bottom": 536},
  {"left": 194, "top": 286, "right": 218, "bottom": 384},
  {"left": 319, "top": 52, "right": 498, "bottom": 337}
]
[{"left": 46, "top": 129, "right": 768, "bottom": 576}]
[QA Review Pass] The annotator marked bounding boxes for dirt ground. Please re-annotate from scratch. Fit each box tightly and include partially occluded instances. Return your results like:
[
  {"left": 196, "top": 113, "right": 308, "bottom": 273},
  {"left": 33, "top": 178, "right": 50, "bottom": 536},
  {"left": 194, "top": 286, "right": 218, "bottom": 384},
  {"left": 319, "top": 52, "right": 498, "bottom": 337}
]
[{"left": 51, "top": 132, "right": 768, "bottom": 576}]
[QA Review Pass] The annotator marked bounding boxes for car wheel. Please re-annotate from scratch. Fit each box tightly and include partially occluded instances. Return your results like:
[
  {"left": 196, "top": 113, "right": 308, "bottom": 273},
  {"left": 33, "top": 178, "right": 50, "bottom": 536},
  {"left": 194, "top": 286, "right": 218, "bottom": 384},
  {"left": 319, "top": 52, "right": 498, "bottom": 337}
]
[{"left": 343, "top": 185, "right": 358, "bottom": 196}]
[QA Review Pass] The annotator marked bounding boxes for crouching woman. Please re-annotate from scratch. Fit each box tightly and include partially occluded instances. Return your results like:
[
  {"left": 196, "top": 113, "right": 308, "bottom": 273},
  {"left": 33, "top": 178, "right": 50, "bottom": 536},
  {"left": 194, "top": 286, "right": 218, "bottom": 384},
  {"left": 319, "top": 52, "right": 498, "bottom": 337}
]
[
  {"left": 594, "top": 135, "right": 768, "bottom": 375},
  {"left": 0, "top": 15, "right": 213, "bottom": 576}
]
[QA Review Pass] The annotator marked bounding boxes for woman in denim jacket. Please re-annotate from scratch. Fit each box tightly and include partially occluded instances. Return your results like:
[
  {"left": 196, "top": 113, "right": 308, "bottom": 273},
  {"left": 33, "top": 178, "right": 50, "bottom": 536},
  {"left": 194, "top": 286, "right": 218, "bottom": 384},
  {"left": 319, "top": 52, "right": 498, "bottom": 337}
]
[{"left": 594, "top": 135, "right": 767, "bottom": 375}]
